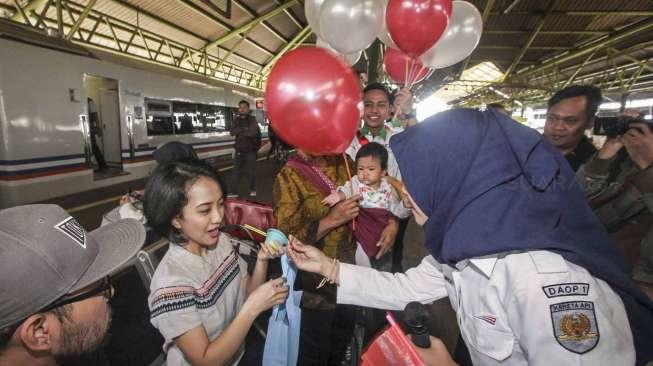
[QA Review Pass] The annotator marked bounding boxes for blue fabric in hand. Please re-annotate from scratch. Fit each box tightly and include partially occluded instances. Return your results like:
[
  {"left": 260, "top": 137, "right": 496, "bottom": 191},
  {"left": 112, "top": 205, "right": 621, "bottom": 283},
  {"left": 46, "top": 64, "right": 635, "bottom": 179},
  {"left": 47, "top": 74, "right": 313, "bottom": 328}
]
[{"left": 262, "top": 255, "right": 302, "bottom": 366}]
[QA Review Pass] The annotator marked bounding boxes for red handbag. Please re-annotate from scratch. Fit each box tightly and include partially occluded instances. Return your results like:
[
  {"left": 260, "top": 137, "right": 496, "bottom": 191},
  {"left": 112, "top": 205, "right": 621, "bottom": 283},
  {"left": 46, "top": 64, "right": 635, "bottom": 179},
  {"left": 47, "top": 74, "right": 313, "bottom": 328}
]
[{"left": 222, "top": 198, "right": 276, "bottom": 242}]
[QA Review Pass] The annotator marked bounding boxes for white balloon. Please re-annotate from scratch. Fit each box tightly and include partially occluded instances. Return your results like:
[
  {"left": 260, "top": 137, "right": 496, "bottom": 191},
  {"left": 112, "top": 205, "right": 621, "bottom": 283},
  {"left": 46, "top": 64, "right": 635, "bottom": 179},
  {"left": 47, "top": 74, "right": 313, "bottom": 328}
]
[
  {"left": 420, "top": 1, "right": 483, "bottom": 69},
  {"left": 378, "top": 0, "right": 397, "bottom": 49},
  {"left": 316, "top": 38, "right": 362, "bottom": 66},
  {"left": 305, "top": 0, "right": 326, "bottom": 38},
  {"left": 315, "top": 37, "right": 334, "bottom": 51},
  {"left": 343, "top": 50, "right": 362, "bottom": 66},
  {"left": 319, "top": 0, "right": 384, "bottom": 55}
]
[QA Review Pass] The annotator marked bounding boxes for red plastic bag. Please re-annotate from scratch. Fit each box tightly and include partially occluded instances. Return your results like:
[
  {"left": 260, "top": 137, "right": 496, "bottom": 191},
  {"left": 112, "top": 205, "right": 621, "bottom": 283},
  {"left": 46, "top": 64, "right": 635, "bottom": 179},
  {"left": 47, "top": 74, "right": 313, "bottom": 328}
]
[{"left": 361, "top": 312, "right": 425, "bottom": 366}]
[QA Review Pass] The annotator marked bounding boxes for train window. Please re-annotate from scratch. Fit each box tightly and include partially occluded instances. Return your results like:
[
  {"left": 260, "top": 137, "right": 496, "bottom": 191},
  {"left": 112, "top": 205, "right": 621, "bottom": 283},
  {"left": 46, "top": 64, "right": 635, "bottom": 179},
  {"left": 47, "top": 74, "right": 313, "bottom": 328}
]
[
  {"left": 144, "top": 98, "right": 231, "bottom": 136},
  {"left": 146, "top": 102, "right": 171, "bottom": 113}
]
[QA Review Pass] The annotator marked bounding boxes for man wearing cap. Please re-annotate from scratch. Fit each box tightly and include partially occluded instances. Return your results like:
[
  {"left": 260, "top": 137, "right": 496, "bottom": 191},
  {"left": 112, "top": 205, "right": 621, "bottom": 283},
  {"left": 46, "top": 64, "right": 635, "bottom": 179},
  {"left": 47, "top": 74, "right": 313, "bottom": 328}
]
[{"left": 0, "top": 204, "right": 145, "bottom": 365}]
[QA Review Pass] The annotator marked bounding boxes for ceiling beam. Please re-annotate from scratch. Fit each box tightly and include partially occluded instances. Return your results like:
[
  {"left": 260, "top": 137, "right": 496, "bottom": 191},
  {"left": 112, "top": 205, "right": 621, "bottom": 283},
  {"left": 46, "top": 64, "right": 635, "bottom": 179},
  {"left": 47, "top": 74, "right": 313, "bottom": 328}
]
[
  {"left": 261, "top": 26, "right": 311, "bottom": 75},
  {"left": 485, "top": 30, "right": 609, "bottom": 35},
  {"left": 516, "top": 17, "right": 653, "bottom": 78},
  {"left": 197, "top": 0, "right": 230, "bottom": 18},
  {"left": 561, "top": 49, "right": 598, "bottom": 88},
  {"left": 111, "top": 0, "right": 207, "bottom": 43},
  {"left": 65, "top": 0, "right": 96, "bottom": 40},
  {"left": 479, "top": 45, "right": 567, "bottom": 50},
  {"left": 528, "top": 40, "right": 653, "bottom": 83},
  {"left": 216, "top": 27, "right": 253, "bottom": 70},
  {"left": 11, "top": 0, "right": 48, "bottom": 23},
  {"left": 489, "top": 10, "right": 653, "bottom": 17},
  {"left": 232, "top": 0, "right": 293, "bottom": 43},
  {"left": 177, "top": 0, "right": 226, "bottom": 24},
  {"left": 274, "top": 0, "right": 302, "bottom": 28},
  {"left": 457, "top": 0, "right": 494, "bottom": 79},
  {"left": 175, "top": 0, "right": 274, "bottom": 56},
  {"left": 502, "top": 0, "right": 557, "bottom": 81},
  {"left": 608, "top": 47, "right": 653, "bottom": 74},
  {"left": 203, "top": 1, "right": 298, "bottom": 53},
  {"left": 105, "top": 0, "right": 267, "bottom": 70},
  {"left": 470, "top": 59, "right": 537, "bottom": 65}
]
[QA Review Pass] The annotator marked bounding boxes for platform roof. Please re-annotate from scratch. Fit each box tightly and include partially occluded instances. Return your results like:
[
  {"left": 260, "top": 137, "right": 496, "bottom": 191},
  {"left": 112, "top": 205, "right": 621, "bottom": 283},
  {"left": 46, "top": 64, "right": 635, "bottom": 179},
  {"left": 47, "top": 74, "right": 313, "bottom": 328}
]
[{"left": 0, "top": 0, "right": 651, "bottom": 106}]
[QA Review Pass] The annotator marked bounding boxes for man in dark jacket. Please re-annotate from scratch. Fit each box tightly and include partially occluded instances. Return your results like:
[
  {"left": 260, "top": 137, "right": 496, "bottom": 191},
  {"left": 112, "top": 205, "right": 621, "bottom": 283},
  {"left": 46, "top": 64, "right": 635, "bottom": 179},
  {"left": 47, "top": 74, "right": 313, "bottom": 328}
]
[
  {"left": 230, "top": 100, "right": 260, "bottom": 197},
  {"left": 543, "top": 85, "right": 600, "bottom": 171},
  {"left": 577, "top": 112, "right": 653, "bottom": 300}
]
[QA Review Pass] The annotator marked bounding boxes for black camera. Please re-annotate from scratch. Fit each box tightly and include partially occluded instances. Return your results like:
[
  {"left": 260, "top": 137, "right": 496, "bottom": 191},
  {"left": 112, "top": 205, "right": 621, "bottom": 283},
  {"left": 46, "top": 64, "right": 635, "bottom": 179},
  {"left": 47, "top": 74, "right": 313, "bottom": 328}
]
[{"left": 593, "top": 116, "right": 652, "bottom": 137}]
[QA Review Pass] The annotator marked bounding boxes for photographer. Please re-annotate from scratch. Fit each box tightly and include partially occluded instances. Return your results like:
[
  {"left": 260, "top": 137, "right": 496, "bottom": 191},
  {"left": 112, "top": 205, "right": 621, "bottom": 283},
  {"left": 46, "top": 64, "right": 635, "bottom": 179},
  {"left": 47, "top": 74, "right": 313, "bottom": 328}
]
[{"left": 577, "top": 112, "right": 653, "bottom": 299}]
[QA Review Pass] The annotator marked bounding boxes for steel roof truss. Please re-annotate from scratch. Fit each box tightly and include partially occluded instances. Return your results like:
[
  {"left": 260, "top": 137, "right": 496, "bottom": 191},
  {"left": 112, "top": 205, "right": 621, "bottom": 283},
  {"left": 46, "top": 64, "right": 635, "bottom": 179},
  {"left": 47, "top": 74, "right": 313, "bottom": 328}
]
[
  {"left": 65, "top": 0, "right": 96, "bottom": 40},
  {"left": 502, "top": 0, "right": 557, "bottom": 81}
]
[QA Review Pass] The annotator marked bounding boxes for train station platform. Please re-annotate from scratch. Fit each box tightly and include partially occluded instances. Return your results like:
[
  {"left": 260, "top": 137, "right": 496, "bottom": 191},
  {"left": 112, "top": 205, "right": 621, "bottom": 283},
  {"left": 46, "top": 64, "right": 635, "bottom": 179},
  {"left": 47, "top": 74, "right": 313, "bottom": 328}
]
[{"left": 54, "top": 157, "right": 459, "bottom": 366}]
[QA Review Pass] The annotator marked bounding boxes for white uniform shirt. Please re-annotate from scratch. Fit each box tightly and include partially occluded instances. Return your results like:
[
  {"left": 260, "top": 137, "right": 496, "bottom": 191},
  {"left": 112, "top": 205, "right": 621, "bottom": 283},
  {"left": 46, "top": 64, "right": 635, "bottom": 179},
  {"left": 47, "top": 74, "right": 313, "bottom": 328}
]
[
  {"left": 346, "top": 124, "right": 404, "bottom": 180},
  {"left": 337, "top": 250, "right": 635, "bottom": 365},
  {"left": 148, "top": 234, "right": 248, "bottom": 366}
]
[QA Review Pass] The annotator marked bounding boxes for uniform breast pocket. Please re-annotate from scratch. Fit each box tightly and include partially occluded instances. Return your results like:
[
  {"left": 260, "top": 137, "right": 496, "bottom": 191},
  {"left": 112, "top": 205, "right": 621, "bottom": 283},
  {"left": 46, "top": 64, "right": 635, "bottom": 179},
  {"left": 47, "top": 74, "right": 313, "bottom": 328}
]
[{"left": 461, "top": 312, "right": 515, "bottom": 362}]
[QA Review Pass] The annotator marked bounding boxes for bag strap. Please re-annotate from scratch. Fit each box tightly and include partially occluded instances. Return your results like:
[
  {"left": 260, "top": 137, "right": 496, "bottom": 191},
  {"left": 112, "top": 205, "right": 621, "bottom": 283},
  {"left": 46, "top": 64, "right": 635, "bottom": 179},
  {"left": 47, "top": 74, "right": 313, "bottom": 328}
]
[{"left": 286, "top": 155, "right": 337, "bottom": 196}]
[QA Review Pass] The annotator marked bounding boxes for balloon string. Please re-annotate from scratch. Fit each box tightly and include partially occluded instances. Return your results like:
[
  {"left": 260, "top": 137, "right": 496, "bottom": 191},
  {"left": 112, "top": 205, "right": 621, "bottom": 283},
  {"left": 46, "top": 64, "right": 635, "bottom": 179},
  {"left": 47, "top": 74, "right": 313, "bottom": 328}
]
[
  {"left": 408, "top": 64, "right": 426, "bottom": 91},
  {"left": 342, "top": 153, "right": 356, "bottom": 231},
  {"left": 409, "top": 58, "right": 418, "bottom": 89},
  {"left": 407, "top": 57, "right": 417, "bottom": 90},
  {"left": 404, "top": 57, "right": 410, "bottom": 88}
]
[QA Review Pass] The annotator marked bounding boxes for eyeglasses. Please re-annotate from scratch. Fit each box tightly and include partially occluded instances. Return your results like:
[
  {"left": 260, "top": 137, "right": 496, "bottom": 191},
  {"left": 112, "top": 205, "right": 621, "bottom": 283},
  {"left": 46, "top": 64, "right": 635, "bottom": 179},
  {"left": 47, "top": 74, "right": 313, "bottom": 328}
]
[
  {"left": 41, "top": 277, "right": 114, "bottom": 313},
  {"left": 4, "top": 277, "right": 114, "bottom": 338}
]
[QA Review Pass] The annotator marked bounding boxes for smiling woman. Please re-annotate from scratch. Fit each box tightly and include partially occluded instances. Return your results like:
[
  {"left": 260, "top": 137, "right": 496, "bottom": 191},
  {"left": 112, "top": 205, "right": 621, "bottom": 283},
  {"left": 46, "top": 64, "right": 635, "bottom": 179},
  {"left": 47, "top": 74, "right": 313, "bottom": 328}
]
[{"left": 143, "top": 160, "right": 288, "bottom": 366}]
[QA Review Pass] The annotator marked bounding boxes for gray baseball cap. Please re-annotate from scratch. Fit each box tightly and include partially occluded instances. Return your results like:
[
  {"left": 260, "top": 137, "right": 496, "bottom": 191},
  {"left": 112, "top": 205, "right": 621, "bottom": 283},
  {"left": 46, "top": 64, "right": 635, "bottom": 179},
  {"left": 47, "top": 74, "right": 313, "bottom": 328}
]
[{"left": 0, "top": 204, "right": 146, "bottom": 328}]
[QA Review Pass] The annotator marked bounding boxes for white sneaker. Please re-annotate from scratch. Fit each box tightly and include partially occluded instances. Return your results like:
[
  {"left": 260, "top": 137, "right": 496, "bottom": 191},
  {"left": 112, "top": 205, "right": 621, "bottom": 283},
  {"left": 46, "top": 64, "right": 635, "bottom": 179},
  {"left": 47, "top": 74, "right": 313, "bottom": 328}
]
[
  {"left": 227, "top": 193, "right": 238, "bottom": 198},
  {"left": 249, "top": 191, "right": 257, "bottom": 197}
]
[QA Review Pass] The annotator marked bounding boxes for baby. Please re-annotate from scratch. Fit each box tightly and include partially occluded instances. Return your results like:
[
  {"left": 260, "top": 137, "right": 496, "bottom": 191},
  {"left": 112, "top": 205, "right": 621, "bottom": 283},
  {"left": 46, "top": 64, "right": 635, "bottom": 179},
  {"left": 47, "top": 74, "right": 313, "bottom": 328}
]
[{"left": 322, "top": 142, "right": 410, "bottom": 267}]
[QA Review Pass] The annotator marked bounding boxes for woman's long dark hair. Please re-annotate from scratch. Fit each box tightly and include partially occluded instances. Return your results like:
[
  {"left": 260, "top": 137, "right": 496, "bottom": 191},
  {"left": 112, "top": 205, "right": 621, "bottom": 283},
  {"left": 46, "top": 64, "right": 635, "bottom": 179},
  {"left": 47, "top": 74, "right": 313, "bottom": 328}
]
[{"left": 144, "top": 159, "right": 227, "bottom": 244}]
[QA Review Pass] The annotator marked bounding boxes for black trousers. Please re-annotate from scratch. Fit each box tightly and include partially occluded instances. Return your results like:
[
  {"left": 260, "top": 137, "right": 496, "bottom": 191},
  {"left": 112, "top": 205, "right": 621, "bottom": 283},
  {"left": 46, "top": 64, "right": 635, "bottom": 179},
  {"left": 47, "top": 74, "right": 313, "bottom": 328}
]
[
  {"left": 297, "top": 305, "right": 356, "bottom": 366},
  {"left": 233, "top": 151, "right": 257, "bottom": 194}
]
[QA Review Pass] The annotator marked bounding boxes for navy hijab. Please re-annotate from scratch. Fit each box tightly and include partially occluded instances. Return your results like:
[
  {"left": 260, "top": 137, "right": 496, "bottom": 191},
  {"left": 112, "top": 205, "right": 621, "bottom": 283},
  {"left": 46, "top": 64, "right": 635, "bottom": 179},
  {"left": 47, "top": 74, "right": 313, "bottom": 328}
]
[{"left": 390, "top": 109, "right": 653, "bottom": 364}]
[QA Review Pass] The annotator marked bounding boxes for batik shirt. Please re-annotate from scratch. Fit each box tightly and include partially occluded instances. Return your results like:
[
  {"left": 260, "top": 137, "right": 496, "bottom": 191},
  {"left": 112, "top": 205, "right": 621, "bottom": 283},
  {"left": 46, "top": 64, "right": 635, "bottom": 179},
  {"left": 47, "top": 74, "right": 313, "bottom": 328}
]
[
  {"left": 273, "top": 155, "right": 356, "bottom": 309},
  {"left": 148, "top": 233, "right": 248, "bottom": 366}
]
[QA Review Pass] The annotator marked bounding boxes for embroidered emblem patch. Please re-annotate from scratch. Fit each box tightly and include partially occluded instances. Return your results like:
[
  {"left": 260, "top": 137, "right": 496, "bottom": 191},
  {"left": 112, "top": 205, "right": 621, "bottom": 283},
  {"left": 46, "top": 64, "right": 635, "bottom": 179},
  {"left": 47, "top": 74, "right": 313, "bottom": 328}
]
[
  {"left": 542, "top": 283, "right": 590, "bottom": 298},
  {"left": 54, "top": 217, "right": 87, "bottom": 249},
  {"left": 550, "top": 301, "right": 599, "bottom": 354}
]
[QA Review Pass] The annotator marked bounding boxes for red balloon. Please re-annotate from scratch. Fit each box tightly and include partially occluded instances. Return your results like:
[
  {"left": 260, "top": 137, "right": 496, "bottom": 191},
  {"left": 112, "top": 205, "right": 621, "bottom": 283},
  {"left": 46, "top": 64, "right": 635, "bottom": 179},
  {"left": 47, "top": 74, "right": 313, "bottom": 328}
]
[
  {"left": 383, "top": 48, "right": 430, "bottom": 85},
  {"left": 386, "top": 0, "right": 453, "bottom": 57},
  {"left": 265, "top": 48, "right": 361, "bottom": 155}
]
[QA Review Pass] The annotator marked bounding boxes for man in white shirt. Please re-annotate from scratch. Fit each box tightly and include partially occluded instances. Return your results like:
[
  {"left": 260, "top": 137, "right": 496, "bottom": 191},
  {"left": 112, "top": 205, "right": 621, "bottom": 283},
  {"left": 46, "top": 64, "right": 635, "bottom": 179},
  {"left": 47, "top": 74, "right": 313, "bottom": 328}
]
[
  {"left": 346, "top": 83, "right": 416, "bottom": 273},
  {"left": 345, "top": 83, "right": 410, "bottom": 181}
]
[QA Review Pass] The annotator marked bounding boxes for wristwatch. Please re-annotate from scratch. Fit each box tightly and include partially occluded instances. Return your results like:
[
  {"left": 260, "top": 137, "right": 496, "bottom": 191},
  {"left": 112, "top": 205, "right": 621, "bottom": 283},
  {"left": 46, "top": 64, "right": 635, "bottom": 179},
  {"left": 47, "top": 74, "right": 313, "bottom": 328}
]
[{"left": 402, "top": 109, "right": 416, "bottom": 119}]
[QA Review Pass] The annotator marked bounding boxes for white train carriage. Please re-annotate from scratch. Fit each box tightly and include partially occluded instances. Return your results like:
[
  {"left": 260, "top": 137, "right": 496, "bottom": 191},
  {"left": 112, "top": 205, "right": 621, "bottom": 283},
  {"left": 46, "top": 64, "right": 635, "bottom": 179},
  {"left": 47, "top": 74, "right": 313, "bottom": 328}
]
[{"left": 0, "top": 37, "right": 268, "bottom": 208}]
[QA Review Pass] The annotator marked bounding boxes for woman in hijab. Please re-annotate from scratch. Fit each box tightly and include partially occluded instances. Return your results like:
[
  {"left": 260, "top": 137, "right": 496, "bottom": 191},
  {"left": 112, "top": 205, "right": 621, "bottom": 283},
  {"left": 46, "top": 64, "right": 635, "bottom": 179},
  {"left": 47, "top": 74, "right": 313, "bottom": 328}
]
[{"left": 287, "top": 109, "right": 653, "bottom": 365}]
